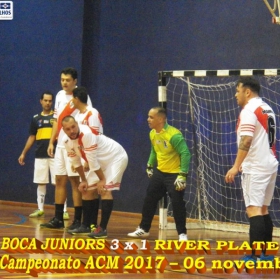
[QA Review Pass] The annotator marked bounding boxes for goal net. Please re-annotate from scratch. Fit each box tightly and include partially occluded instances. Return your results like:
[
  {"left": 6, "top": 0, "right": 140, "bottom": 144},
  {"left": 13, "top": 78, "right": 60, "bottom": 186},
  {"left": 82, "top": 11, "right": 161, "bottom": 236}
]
[{"left": 158, "top": 69, "right": 280, "bottom": 235}]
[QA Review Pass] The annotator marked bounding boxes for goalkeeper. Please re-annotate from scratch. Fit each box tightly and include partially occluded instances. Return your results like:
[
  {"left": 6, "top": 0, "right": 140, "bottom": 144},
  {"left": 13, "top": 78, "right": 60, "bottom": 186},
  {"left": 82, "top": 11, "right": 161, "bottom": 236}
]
[{"left": 128, "top": 107, "right": 191, "bottom": 241}]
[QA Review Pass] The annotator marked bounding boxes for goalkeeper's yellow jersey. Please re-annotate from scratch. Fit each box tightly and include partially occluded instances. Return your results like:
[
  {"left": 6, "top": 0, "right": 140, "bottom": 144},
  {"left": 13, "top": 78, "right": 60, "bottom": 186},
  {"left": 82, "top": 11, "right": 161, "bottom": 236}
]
[{"left": 148, "top": 123, "right": 191, "bottom": 173}]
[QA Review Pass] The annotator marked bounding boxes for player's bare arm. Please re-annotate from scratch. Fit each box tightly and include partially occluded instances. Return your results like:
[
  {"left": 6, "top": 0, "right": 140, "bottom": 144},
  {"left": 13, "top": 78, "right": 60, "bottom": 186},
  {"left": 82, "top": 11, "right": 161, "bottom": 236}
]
[
  {"left": 225, "top": 135, "right": 253, "bottom": 183},
  {"left": 18, "top": 135, "right": 36, "bottom": 165},
  {"left": 73, "top": 165, "right": 88, "bottom": 194},
  {"left": 47, "top": 119, "right": 57, "bottom": 157},
  {"left": 83, "top": 161, "right": 89, "bottom": 172},
  {"left": 94, "top": 168, "right": 106, "bottom": 195},
  {"left": 238, "top": 135, "right": 252, "bottom": 151}
]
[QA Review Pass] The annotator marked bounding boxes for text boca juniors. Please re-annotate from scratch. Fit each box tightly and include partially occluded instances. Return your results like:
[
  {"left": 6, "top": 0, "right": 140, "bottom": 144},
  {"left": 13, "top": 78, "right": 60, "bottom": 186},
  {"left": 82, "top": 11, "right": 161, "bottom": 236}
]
[{"left": 1, "top": 238, "right": 280, "bottom": 255}]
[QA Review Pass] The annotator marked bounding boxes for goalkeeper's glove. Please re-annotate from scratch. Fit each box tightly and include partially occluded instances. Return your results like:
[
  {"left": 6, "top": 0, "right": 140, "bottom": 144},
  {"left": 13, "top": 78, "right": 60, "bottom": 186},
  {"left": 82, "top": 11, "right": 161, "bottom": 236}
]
[
  {"left": 146, "top": 164, "right": 153, "bottom": 178},
  {"left": 174, "top": 172, "right": 187, "bottom": 191}
]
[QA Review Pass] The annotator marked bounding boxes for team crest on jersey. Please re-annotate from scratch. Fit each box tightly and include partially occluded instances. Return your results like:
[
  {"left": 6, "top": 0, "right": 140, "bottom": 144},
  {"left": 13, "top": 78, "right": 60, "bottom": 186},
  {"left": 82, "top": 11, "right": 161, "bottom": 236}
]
[
  {"left": 163, "top": 140, "right": 168, "bottom": 148},
  {"left": 50, "top": 119, "right": 55, "bottom": 125},
  {"left": 37, "top": 120, "right": 42, "bottom": 127},
  {"left": 78, "top": 145, "right": 84, "bottom": 151}
]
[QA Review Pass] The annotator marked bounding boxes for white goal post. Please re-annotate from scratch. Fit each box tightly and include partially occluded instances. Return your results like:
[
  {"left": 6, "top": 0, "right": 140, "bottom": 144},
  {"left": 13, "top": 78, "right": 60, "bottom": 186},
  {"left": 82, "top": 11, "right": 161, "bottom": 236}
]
[{"left": 158, "top": 69, "right": 280, "bottom": 236}]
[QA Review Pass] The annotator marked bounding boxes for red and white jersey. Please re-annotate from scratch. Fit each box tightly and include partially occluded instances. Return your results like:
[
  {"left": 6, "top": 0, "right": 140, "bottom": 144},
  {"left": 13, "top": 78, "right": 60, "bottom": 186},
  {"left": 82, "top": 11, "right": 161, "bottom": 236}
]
[
  {"left": 75, "top": 105, "right": 103, "bottom": 134},
  {"left": 237, "top": 97, "right": 278, "bottom": 174},
  {"left": 54, "top": 90, "right": 92, "bottom": 147},
  {"left": 63, "top": 124, "right": 126, "bottom": 171}
]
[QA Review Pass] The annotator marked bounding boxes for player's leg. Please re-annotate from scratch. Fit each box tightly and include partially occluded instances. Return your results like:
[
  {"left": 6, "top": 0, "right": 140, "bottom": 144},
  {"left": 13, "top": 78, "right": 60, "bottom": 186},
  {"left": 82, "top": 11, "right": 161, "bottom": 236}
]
[
  {"left": 261, "top": 171, "right": 277, "bottom": 260},
  {"left": 165, "top": 172, "right": 187, "bottom": 241},
  {"left": 30, "top": 159, "right": 48, "bottom": 217},
  {"left": 68, "top": 187, "right": 99, "bottom": 235},
  {"left": 241, "top": 173, "right": 270, "bottom": 262},
  {"left": 60, "top": 148, "right": 83, "bottom": 230},
  {"left": 37, "top": 185, "right": 46, "bottom": 211},
  {"left": 40, "top": 147, "right": 67, "bottom": 228},
  {"left": 49, "top": 157, "right": 68, "bottom": 219},
  {"left": 67, "top": 168, "right": 100, "bottom": 234},
  {"left": 83, "top": 189, "right": 99, "bottom": 230},
  {"left": 90, "top": 153, "right": 128, "bottom": 239},
  {"left": 89, "top": 190, "right": 113, "bottom": 238},
  {"left": 67, "top": 176, "right": 82, "bottom": 229},
  {"left": 39, "top": 175, "right": 67, "bottom": 228},
  {"left": 84, "top": 181, "right": 100, "bottom": 229},
  {"left": 128, "top": 168, "right": 166, "bottom": 238},
  {"left": 81, "top": 161, "right": 99, "bottom": 226},
  {"left": 49, "top": 157, "right": 69, "bottom": 220}
]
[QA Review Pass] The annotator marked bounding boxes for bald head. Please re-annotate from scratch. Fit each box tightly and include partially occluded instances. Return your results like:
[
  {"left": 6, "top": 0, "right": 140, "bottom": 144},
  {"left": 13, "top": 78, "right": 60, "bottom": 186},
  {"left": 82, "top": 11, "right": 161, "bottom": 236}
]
[
  {"left": 147, "top": 107, "right": 167, "bottom": 132},
  {"left": 62, "top": 116, "right": 79, "bottom": 139}
]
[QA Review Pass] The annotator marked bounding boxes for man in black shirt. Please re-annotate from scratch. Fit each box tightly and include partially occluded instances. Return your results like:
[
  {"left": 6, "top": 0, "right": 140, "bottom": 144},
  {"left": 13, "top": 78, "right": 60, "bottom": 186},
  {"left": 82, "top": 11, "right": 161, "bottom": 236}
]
[{"left": 18, "top": 92, "right": 69, "bottom": 219}]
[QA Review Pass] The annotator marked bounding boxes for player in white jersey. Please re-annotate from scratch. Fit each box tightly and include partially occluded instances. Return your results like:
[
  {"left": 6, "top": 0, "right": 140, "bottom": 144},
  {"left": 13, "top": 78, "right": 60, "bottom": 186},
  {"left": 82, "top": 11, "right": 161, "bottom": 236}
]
[
  {"left": 73, "top": 86, "right": 103, "bottom": 133},
  {"left": 225, "top": 77, "right": 278, "bottom": 263},
  {"left": 62, "top": 116, "right": 128, "bottom": 238},
  {"left": 71, "top": 86, "right": 103, "bottom": 231},
  {"left": 40, "top": 67, "right": 92, "bottom": 230}
]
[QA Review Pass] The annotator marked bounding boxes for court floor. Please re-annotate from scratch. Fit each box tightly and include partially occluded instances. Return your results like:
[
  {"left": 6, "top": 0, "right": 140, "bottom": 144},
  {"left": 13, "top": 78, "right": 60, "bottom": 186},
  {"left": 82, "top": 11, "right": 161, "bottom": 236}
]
[{"left": 0, "top": 200, "right": 278, "bottom": 279}]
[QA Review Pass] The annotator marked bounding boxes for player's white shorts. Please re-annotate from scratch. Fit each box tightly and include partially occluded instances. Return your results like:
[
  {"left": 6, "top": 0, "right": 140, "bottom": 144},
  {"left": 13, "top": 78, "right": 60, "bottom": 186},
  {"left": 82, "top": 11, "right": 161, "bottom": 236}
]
[
  {"left": 55, "top": 146, "right": 79, "bottom": 176},
  {"left": 241, "top": 172, "right": 277, "bottom": 207},
  {"left": 87, "top": 153, "right": 128, "bottom": 191},
  {"left": 33, "top": 158, "right": 55, "bottom": 184}
]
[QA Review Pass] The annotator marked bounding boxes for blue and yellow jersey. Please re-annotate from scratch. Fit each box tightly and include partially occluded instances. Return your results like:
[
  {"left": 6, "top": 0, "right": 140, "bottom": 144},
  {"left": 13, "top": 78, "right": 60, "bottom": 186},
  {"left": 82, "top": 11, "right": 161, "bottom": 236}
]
[
  {"left": 147, "top": 123, "right": 191, "bottom": 173},
  {"left": 29, "top": 111, "right": 56, "bottom": 158}
]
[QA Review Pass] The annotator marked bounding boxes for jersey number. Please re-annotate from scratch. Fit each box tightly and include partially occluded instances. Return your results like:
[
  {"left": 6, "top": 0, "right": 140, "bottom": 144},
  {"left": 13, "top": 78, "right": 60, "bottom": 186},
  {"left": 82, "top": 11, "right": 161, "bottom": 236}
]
[{"left": 268, "top": 116, "right": 276, "bottom": 148}]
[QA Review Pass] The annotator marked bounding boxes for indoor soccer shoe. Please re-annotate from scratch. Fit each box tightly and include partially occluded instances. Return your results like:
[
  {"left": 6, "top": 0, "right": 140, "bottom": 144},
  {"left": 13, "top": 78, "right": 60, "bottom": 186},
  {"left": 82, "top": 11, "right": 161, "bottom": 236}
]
[
  {"left": 68, "top": 224, "right": 91, "bottom": 235},
  {"left": 260, "top": 253, "right": 274, "bottom": 262},
  {"left": 88, "top": 226, "right": 107, "bottom": 239},
  {"left": 179, "top": 233, "right": 188, "bottom": 241},
  {"left": 240, "top": 254, "right": 257, "bottom": 264},
  {"left": 66, "top": 219, "right": 81, "bottom": 231},
  {"left": 240, "top": 253, "right": 274, "bottom": 265},
  {"left": 90, "top": 224, "right": 97, "bottom": 231},
  {"left": 127, "top": 226, "right": 149, "bottom": 238},
  {"left": 63, "top": 211, "right": 70, "bottom": 220},
  {"left": 29, "top": 209, "right": 44, "bottom": 218},
  {"left": 40, "top": 217, "right": 64, "bottom": 229}
]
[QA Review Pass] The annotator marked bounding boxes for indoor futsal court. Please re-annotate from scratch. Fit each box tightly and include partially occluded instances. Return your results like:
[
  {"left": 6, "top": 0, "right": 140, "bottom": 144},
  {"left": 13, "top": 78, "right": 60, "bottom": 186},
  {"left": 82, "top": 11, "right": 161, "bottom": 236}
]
[
  {"left": 0, "top": 200, "right": 274, "bottom": 279},
  {"left": 2, "top": 1, "right": 280, "bottom": 280}
]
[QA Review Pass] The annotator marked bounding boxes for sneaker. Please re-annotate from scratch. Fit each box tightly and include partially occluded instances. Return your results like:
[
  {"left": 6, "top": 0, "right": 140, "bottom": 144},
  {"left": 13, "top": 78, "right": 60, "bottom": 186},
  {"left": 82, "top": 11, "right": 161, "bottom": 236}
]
[
  {"left": 63, "top": 212, "right": 70, "bottom": 220},
  {"left": 40, "top": 217, "right": 64, "bottom": 229},
  {"left": 29, "top": 209, "right": 44, "bottom": 218},
  {"left": 260, "top": 253, "right": 274, "bottom": 262},
  {"left": 127, "top": 226, "right": 149, "bottom": 238},
  {"left": 90, "top": 224, "right": 97, "bottom": 231},
  {"left": 179, "top": 233, "right": 188, "bottom": 241},
  {"left": 240, "top": 254, "right": 257, "bottom": 264},
  {"left": 88, "top": 226, "right": 107, "bottom": 239},
  {"left": 68, "top": 224, "right": 91, "bottom": 235},
  {"left": 67, "top": 219, "right": 81, "bottom": 231}
]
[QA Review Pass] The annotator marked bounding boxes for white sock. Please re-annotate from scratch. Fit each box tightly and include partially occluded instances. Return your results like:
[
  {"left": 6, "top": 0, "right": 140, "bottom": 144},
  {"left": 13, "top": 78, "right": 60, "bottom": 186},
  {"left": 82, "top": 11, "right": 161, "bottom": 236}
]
[
  {"left": 63, "top": 198, "right": 67, "bottom": 212},
  {"left": 37, "top": 185, "right": 46, "bottom": 211}
]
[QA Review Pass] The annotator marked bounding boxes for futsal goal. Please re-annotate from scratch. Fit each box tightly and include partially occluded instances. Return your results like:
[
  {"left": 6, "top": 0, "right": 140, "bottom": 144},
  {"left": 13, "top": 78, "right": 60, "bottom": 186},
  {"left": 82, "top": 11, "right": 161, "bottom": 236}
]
[{"left": 158, "top": 69, "right": 280, "bottom": 236}]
